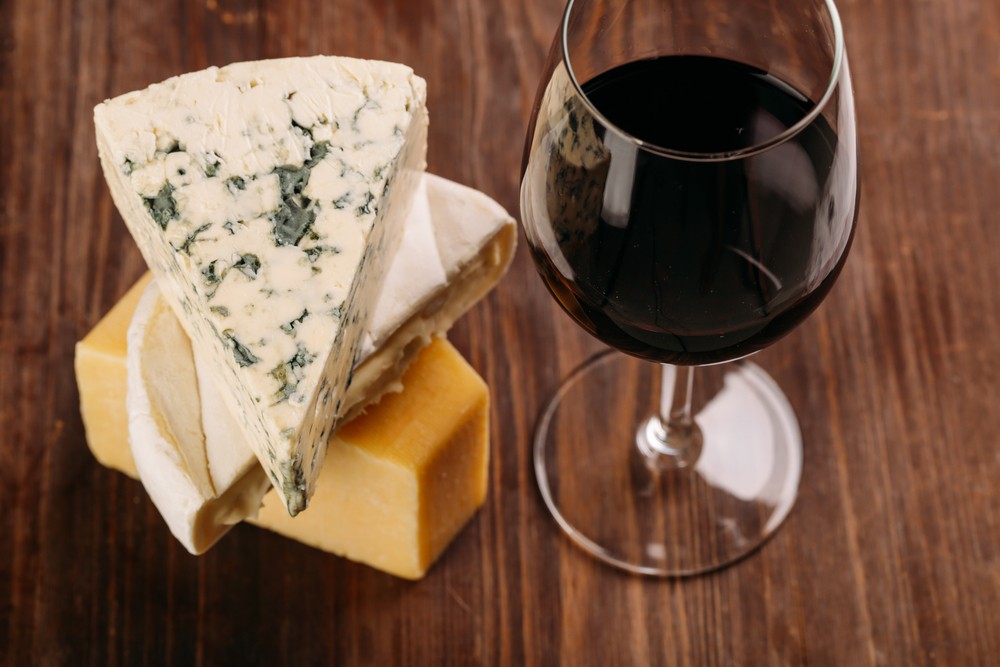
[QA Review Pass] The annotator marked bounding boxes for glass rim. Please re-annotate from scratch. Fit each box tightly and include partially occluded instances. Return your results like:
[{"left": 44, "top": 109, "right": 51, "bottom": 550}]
[{"left": 560, "top": 0, "right": 846, "bottom": 162}]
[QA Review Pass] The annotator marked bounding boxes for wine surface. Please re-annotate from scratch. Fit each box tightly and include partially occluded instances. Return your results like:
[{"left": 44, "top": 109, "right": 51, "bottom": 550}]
[{"left": 522, "top": 56, "right": 857, "bottom": 365}]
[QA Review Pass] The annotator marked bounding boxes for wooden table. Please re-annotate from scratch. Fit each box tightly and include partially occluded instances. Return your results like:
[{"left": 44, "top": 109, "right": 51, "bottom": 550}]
[{"left": 2, "top": 0, "right": 998, "bottom": 664}]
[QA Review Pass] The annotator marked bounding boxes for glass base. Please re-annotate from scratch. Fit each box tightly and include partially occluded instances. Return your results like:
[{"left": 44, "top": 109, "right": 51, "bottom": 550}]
[{"left": 534, "top": 350, "right": 802, "bottom": 576}]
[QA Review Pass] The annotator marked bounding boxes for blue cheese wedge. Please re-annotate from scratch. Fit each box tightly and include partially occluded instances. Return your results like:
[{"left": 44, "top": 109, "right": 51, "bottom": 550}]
[{"left": 95, "top": 56, "right": 429, "bottom": 514}]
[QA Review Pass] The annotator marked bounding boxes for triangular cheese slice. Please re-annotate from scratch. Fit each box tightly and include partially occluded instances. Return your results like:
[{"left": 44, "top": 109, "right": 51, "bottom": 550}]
[{"left": 95, "top": 56, "right": 428, "bottom": 514}]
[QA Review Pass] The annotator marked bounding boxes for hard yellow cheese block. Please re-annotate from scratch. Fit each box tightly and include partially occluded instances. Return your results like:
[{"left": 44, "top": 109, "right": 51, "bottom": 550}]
[
  {"left": 76, "top": 282, "right": 489, "bottom": 579},
  {"left": 76, "top": 274, "right": 152, "bottom": 477},
  {"left": 253, "top": 339, "right": 489, "bottom": 578}
]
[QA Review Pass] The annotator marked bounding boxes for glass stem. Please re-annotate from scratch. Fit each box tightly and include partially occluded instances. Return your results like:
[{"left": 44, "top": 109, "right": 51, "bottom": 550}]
[{"left": 637, "top": 364, "right": 704, "bottom": 470}]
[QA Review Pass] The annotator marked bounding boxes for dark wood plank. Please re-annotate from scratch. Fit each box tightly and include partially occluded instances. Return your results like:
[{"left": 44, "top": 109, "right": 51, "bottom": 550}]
[{"left": 2, "top": 0, "right": 999, "bottom": 664}]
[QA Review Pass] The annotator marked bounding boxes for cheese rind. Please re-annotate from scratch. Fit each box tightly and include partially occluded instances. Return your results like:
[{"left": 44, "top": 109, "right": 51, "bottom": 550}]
[
  {"left": 94, "top": 56, "right": 429, "bottom": 514},
  {"left": 126, "top": 283, "right": 274, "bottom": 551}
]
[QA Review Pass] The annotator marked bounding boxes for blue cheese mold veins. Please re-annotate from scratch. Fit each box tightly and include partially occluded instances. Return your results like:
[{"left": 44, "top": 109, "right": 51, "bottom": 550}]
[{"left": 94, "top": 56, "right": 429, "bottom": 514}]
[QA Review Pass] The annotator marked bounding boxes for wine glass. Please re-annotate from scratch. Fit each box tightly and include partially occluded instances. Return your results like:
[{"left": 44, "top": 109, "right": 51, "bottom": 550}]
[{"left": 520, "top": 0, "right": 858, "bottom": 575}]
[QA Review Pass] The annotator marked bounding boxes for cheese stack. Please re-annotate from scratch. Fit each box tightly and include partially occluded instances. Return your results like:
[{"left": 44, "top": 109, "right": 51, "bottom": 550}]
[{"left": 78, "top": 174, "right": 516, "bottom": 578}]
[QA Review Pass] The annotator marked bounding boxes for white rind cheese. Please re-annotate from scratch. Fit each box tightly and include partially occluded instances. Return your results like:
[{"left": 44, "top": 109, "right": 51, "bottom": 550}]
[
  {"left": 95, "top": 56, "right": 429, "bottom": 514},
  {"left": 126, "top": 282, "right": 272, "bottom": 551},
  {"left": 361, "top": 176, "right": 445, "bottom": 355}
]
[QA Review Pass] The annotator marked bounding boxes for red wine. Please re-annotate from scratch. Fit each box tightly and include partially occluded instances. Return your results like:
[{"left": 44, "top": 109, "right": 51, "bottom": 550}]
[{"left": 522, "top": 56, "right": 858, "bottom": 365}]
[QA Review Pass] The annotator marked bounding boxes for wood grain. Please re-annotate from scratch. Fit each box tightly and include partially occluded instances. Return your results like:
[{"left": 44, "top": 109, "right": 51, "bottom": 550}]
[{"left": 2, "top": 0, "right": 999, "bottom": 664}]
